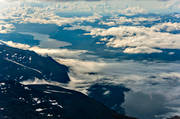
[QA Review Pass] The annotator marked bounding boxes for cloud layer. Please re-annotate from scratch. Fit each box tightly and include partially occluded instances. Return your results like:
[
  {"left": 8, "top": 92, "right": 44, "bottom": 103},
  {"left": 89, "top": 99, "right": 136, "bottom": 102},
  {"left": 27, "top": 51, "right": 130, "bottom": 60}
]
[
  {"left": 0, "top": 0, "right": 180, "bottom": 118},
  {"left": 85, "top": 24, "right": 180, "bottom": 54},
  {"left": 0, "top": 21, "right": 15, "bottom": 33}
]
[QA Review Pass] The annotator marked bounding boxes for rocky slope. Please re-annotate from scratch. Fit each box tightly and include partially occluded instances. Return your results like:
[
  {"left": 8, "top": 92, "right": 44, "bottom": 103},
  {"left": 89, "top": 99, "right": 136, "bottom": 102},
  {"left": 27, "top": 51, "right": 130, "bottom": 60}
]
[
  {"left": 0, "top": 44, "right": 70, "bottom": 83},
  {"left": 0, "top": 80, "right": 136, "bottom": 119}
]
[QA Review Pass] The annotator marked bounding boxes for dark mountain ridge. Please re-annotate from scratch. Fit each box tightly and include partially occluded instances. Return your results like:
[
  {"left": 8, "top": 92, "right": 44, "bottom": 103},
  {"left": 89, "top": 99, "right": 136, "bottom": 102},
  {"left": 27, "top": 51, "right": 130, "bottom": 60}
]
[
  {"left": 0, "top": 80, "right": 137, "bottom": 119},
  {"left": 0, "top": 44, "right": 70, "bottom": 83}
]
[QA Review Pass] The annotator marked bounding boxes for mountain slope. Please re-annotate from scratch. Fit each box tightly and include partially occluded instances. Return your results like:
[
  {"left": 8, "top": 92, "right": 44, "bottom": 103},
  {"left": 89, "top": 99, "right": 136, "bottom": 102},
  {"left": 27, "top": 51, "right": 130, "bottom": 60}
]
[
  {"left": 0, "top": 44, "right": 70, "bottom": 83},
  {"left": 0, "top": 80, "right": 136, "bottom": 119}
]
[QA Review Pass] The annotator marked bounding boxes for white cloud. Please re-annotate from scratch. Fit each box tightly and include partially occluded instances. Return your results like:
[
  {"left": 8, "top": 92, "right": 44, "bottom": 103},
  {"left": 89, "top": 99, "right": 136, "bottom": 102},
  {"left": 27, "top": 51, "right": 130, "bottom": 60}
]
[
  {"left": 0, "top": 0, "right": 178, "bottom": 34},
  {"left": 175, "top": 14, "right": 180, "bottom": 18},
  {"left": 164, "top": 0, "right": 180, "bottom": 9},
  {"left": 63, "top": 25, "right": 94, "bottom": 31},
  {"left": 0, "top": 22, "right": 15, "bottom": 34},
  {"left": 19, "top": 13, "right": 100, "bottom": 26},
  {"left": 118, "top": 7, "right": 147, "bottom": 16},
  {"left": 21, "top": 77, "right": 53, "bottom": 85},
  {"left": 1, "top": 0, "right": 172, "bottom": 28},
  {"left": 152, "top": 22, "right": 180, "bottom": 32},
  {"left": 159, "top": 72, "right": 180, "bottom": 80},
  {"left": 0, "top": 1, "right": 101, "bottom": 26},
  {"left": 86, "top": 25, "right": 180, "bottom": 54},
  {"left": 100, "top": 16, "right": 160, "bottom": 26},
  {"left": 0, "top": 40, "right": 87, "bottom": 59},
  {"left": 63, "top": 22, "right": 180, "bottom": 55},
  {"left": 29, "top": 47, "right": 87, "bottom": 58},
  {"left": 123, "top": 46, "right": 162, "bottom": 54},
  {"left": 0, "top": 40, "right": 30, "bottom": 49}
]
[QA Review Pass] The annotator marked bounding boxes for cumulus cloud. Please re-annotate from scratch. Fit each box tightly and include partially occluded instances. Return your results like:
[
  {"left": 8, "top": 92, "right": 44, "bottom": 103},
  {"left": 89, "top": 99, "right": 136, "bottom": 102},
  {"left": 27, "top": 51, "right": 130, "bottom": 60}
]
[
  {"left": 123, "top": 46, "right": 162, "bottom": 54},
  {"left": 64, "top": 21, "right": 180, "bottom": 54},
  {"left": 0, "top": 40, "right": 87, "bottom": 58},
  {"left": 118, "top": 7, "right": 147, "bottom": 16},
  {"left": 159, "top": 72, "right": 180, "bottom": 80},
  {"left": 0, "top": 21, "right": 15, "bottom": 33},
  {"left": 0, "top": 1, "right": 101, "bottom": 27},
  {"left": 152, "top": 22, "right": 180, "bottom": 32},
  {"left": 19, "top": 13, "right": 100, "bottom": 26},
  {"left": 100, "top": 16, "right": 160, "bottom": 26},
  {"left": 0, "top": 40, "right": 30, "bottom": 49},
  {"left": 0, "top": 0, "right": 179, "bottom": 31},
  {"left": 30, "top": 47, "right": 87, "bottom": 58},
  {"left": 63, "top": 25, "right": 94, "bottom": 31},
  {"left": 0, "top": 0, "right": 166, "bottom": 28},
  {"left": 174, "top": 14, "right": 180, "bottom": 18},
  {"left": 86, "top": 25, "right": 180, "bottom": 54}
]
